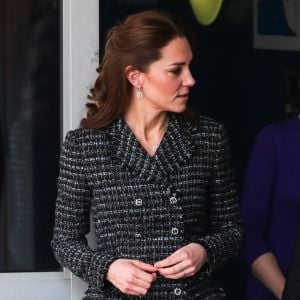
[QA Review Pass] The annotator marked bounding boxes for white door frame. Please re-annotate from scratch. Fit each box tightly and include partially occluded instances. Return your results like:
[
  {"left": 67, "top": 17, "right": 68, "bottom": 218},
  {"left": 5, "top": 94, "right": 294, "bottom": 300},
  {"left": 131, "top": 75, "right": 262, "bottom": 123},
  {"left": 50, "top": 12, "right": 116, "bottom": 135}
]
[
  {"left": 63, "top": 0, "right": 100, "bottom": 299},
  {"left": 62, "top": 0, "right": 99, "bottom": 136},
  {"left": 0, "top": 0, "right": 99, "bottom": 299}
]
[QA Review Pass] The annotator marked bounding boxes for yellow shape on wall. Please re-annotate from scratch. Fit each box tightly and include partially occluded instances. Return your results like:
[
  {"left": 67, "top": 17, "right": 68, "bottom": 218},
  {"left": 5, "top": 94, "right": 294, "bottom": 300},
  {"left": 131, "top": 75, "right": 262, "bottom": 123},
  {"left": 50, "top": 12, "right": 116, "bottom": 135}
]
[{"left": 189, "top": 0, "right": 223, "bottom": 25}]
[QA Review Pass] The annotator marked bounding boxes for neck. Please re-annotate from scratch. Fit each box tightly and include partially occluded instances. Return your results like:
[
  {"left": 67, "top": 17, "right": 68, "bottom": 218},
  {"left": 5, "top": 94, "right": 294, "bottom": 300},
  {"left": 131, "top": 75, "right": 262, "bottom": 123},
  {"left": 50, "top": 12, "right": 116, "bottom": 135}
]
[{"left": 124, "top": 107, "right": 169, "bottom": 142}]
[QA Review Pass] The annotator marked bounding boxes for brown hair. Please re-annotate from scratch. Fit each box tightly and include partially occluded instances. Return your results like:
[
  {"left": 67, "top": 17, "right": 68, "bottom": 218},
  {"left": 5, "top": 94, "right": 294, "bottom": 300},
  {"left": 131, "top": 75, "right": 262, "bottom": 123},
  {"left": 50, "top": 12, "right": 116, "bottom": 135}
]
[{"left": 81, "top": 10, "right": 196, "bottom": 129}]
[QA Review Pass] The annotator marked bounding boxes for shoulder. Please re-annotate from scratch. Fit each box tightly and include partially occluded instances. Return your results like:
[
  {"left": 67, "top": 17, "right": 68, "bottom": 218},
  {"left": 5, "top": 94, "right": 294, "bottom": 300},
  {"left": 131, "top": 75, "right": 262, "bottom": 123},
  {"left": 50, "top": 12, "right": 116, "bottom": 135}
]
[
  {"left": 270, "top": 115, "right": 299, "bottom": 135},
  {"left": 194, "top": 115, "right": 225, "bottom": 132},
  {"left": 180, "top": 114, "right": 227, "bottom": 138},
  {"left": 176, "top": 114, "right": 228, "bottom": 151},
  {"left": 255, "top": 116, "right": 297, "bottom": 145},
  {"left": 63, "top": 127, "right": 107, "bottom": 149}
]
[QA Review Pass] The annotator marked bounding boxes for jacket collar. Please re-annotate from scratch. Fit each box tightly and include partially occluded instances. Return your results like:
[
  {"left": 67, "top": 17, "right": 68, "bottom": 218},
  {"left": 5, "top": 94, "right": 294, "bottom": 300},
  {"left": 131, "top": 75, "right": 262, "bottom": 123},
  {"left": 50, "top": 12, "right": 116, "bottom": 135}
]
[{"left": 108, "top": 113, "right": 196, "bottom": 183}]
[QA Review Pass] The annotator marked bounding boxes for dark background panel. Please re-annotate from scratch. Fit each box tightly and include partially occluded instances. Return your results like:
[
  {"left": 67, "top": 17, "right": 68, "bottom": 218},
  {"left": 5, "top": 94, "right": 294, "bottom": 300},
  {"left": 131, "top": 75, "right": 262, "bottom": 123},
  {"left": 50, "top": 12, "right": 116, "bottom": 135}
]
[
  {"left": 99, "top": 1, "right": 300, "bottom": 299},
  {"left": 0, "top": 0, "right": 61, "bottom": 272}
]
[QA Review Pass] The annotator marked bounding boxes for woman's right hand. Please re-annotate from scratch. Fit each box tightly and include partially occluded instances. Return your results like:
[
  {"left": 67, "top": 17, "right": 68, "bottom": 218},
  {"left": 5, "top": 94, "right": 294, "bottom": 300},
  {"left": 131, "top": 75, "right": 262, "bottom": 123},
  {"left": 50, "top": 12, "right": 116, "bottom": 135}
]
[{"left": 106, "top": 259, "right": 157, "bottom": 296}]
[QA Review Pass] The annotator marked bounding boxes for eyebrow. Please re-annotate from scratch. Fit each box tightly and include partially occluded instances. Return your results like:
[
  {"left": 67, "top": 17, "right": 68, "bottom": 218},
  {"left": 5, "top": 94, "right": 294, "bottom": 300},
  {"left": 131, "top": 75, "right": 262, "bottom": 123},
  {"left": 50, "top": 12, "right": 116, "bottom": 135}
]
[
  {"left": 167, "top": 59, "right": 193, "bottom": 67},
  {"left": 167, "top": 62, "right": 186, "bottom": 67}
]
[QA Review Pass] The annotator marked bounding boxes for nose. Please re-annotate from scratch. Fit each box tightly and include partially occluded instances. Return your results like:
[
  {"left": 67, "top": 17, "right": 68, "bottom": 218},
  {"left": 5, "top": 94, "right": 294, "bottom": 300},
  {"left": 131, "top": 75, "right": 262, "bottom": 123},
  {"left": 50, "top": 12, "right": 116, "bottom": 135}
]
[{"left": 183, "top": 69, "right": 196, "bottom": 87}]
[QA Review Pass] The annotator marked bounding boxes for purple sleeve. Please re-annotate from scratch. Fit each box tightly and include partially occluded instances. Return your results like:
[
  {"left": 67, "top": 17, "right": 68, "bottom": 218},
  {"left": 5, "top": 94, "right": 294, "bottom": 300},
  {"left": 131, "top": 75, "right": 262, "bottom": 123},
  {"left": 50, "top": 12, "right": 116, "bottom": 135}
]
[{"left": 241, "top": 126, "right": 278, "bottom": 266}]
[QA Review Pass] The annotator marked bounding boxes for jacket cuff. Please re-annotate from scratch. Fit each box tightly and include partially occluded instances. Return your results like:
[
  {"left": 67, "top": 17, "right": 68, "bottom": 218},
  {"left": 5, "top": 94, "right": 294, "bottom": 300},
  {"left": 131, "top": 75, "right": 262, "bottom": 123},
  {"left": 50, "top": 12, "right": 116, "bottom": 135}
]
[
  {"left": 86, "top": 252, "right": 117, "bottom": 290},
  {"left": 195, "top": 237, "right": 218, "bottom": 276},
  {"left": 243, "top": 239, "right": 271, "bottom": 267}
]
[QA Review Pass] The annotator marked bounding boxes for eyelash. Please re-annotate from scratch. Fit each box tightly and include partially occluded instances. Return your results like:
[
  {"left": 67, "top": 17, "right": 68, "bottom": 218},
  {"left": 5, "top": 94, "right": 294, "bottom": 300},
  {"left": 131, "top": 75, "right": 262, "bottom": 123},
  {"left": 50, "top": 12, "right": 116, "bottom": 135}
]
[{"left": 170, "top": 68, "right": 182, "bottom": 75}]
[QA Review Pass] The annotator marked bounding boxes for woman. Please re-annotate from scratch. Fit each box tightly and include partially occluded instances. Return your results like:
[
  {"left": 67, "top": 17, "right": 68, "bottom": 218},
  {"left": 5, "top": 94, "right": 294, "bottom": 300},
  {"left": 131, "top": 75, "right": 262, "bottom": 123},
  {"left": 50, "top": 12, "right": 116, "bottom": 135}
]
[
  {"left": 51, "top": 10, "right": 243, "bottom": 299},
  {"left": 241, "top": 85, "right": 300, "bottom": 298}
]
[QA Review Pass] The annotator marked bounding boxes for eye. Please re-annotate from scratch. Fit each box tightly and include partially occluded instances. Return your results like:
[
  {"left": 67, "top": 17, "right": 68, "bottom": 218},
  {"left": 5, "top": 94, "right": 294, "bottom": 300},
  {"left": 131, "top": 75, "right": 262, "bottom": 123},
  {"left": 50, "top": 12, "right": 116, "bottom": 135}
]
[{"left": 169, "top": 67, "right": 182, "bottom": 76}]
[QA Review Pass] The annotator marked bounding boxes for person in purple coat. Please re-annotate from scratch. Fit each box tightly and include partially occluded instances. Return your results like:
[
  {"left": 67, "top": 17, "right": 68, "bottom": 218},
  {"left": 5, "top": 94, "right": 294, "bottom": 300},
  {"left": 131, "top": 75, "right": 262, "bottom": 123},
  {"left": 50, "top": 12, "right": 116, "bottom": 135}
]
[{"left": 241, "top": 93, "right": 300, "bottom": 299}]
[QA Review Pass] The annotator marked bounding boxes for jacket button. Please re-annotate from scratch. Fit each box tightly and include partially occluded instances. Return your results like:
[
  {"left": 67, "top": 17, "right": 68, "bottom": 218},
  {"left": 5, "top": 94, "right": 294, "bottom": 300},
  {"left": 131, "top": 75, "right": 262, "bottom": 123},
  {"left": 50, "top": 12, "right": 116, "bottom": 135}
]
[
  {"left": 170, "top": 196, "right": 177, "bottom": 204},
  {"left": 171, "top": 227, "right": 179, "bottom": 235},
  {"left": 135, "top": 199, "right": 143, "bottom": 206},
  {"left": 174, "top": 288, "right": 182, "bottom": 296}
]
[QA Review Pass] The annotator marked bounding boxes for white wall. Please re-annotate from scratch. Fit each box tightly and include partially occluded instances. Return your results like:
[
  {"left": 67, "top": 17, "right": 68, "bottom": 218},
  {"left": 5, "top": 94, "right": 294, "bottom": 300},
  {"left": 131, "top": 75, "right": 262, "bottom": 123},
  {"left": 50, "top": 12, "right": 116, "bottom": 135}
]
[{"left": 0, "top": 272, "right": 70, "bottom": 300}]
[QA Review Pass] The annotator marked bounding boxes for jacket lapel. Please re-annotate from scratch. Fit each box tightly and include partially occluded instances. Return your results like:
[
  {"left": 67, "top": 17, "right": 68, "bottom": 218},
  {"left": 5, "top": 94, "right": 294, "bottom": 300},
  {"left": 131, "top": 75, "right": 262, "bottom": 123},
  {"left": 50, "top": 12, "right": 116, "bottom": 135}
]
[
  {"left": 154, "top": 113, "right": 196, "bottom": 178},
  {"left": 108, "top": 113, "right": 196, "bottom": 184}
]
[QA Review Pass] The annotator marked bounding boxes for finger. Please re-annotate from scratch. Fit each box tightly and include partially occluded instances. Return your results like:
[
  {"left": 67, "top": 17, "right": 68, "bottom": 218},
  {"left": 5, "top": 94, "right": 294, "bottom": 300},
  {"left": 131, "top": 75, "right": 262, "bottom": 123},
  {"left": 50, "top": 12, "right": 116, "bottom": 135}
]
[
  {"left": 133, "top": 260, "right": 157, "bottom": 273},
  {"left": 154, "top": 253, "right": 184, "bottom": 268},
  {"left": 134, "top": 268, "right": 156, "bottom": 284},
  {"left": 124, "top": 289, "right": 142, "bottom": 296},
  {"left": 131, "top": 277, "right": 152, "bottom": 290},
  {"left": 151, "top": 272, "right": 157, "bottom": 281},
  {"left": 122, "top": 286, "right": 148, "bottom": 296},
  {"left": 157, "top": 262, "right": 187, "bottom": 276},
  {"left": 120, "top": 278, "right": 150, "bottom": 296},
  {"left": 159, "top": 269, "right": 186, "bottom": 280},
  {"left": 182, "top": 266, "right": 196, "bottom": 277}
]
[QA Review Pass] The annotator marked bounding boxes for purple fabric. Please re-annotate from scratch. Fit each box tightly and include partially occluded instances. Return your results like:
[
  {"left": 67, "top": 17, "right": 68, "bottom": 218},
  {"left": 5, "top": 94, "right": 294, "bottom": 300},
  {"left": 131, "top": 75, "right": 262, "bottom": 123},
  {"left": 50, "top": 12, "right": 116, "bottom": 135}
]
[{"left": 241, "top": 115, "right": 300, "bottom": 300}]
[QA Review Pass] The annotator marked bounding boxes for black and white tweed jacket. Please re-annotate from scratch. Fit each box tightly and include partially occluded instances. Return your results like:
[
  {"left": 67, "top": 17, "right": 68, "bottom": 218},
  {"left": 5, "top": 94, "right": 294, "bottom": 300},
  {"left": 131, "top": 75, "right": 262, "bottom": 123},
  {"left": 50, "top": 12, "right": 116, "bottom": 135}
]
[{"left": 51, "top": 113, "right": 243, "bottom": 299}]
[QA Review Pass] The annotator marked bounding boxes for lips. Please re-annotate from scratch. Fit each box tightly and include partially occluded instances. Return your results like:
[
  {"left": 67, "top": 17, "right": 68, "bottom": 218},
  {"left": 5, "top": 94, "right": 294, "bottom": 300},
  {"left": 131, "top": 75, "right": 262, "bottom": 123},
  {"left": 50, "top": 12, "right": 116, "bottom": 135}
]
[{"left": 177, "top": 94, "right": 189, "bottom": 98}]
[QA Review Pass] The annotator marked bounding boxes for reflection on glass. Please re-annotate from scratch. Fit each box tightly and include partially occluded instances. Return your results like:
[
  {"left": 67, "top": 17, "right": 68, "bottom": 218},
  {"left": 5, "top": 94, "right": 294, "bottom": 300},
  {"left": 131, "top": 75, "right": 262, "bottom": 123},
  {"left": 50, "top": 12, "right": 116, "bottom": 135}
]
[{"left": 0, "top": 0, "right": 61, "bottom": 272}]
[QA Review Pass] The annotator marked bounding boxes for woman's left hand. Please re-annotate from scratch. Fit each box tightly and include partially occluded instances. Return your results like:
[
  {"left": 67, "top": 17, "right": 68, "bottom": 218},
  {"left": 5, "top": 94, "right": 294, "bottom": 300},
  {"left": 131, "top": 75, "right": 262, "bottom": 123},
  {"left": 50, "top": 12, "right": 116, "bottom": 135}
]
[{"left": 154, "top": 243, "right": 208, "bottom": 279}]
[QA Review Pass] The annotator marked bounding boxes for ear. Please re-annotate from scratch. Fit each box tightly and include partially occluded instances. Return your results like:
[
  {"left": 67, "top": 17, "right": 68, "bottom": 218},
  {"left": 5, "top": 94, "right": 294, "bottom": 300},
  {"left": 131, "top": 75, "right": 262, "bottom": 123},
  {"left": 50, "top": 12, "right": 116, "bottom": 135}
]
[{"left": 125, "top": 65, "right": 143, "bottom": 87}]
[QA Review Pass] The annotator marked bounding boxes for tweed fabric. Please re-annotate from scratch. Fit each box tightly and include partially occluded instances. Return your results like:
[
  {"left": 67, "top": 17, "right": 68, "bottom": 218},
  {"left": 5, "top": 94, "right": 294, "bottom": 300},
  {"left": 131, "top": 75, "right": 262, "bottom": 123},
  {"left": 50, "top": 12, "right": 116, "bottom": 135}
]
[{"left": 51, "top": 113, "right": 243, "bottom": 299}]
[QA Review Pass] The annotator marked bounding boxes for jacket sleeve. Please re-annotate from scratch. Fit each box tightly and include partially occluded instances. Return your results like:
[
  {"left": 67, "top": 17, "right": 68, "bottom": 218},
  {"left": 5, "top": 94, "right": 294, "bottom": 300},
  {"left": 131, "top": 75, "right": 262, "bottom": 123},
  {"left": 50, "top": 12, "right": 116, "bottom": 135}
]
[
  {"left": 240, "top": 126, "right": 277, "bottom": 266},
  {"left": 51, "top": 130, "right": 116, "bottom": 290},
  {"left": 196, "top": 123, "right": 244, "bottom": 275}
]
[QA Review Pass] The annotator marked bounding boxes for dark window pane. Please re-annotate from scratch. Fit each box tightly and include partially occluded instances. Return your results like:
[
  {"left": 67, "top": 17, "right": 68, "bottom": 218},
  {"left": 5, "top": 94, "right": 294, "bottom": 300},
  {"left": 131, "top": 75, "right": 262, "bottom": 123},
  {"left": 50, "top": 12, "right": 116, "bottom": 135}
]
[{"left": 0, "top": 0, "right": 61, "bottom": 272}]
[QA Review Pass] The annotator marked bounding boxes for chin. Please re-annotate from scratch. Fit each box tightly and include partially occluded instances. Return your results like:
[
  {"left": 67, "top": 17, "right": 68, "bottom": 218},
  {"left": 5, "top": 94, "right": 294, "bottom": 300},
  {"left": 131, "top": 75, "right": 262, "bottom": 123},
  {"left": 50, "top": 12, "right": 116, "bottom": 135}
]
[{"left": 172, "top": 104, "right": 187, "bottom": 113}]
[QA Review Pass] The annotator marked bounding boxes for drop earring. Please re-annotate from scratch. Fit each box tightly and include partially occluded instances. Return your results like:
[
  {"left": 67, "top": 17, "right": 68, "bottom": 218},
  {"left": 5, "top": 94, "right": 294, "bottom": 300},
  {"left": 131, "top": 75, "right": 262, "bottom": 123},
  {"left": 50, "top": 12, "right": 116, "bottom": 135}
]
[{"left": 136, "top": 87, "right": 143, "bottom": 98}]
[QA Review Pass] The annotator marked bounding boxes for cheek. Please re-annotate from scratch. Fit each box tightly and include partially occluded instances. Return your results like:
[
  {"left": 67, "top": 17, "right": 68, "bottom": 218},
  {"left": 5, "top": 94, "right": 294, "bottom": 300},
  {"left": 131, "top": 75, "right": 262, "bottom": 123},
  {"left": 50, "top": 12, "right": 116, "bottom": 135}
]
[{"left": 150, "top": 76, "right": 180, "bottom": 95}]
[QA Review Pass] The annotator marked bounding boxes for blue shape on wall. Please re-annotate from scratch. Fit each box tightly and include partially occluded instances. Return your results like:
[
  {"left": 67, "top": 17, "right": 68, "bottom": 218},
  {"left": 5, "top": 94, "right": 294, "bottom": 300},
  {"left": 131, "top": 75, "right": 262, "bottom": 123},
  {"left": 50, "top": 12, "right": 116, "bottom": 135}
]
[{"left": 258, "top": 0, "right": 296, "bottom": 36}]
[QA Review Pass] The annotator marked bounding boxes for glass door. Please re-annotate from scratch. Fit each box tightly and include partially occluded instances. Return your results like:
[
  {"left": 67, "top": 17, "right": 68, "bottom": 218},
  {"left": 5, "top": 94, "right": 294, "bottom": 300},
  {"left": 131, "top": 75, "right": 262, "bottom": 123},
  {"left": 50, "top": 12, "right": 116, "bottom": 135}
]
[
  {"left": 0, "top": 0, "right": 99, "bottom": 298},
  {"left": 0, "top": 0, "right": 61, "bottom": 275}
]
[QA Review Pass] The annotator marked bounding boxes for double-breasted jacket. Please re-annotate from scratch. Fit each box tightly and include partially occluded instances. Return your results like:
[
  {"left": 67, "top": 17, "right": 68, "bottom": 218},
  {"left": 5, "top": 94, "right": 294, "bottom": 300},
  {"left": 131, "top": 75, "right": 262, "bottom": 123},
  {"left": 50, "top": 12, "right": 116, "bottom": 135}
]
[{"left": 51, "top": 113, "right": 243, "bottom": 299}]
